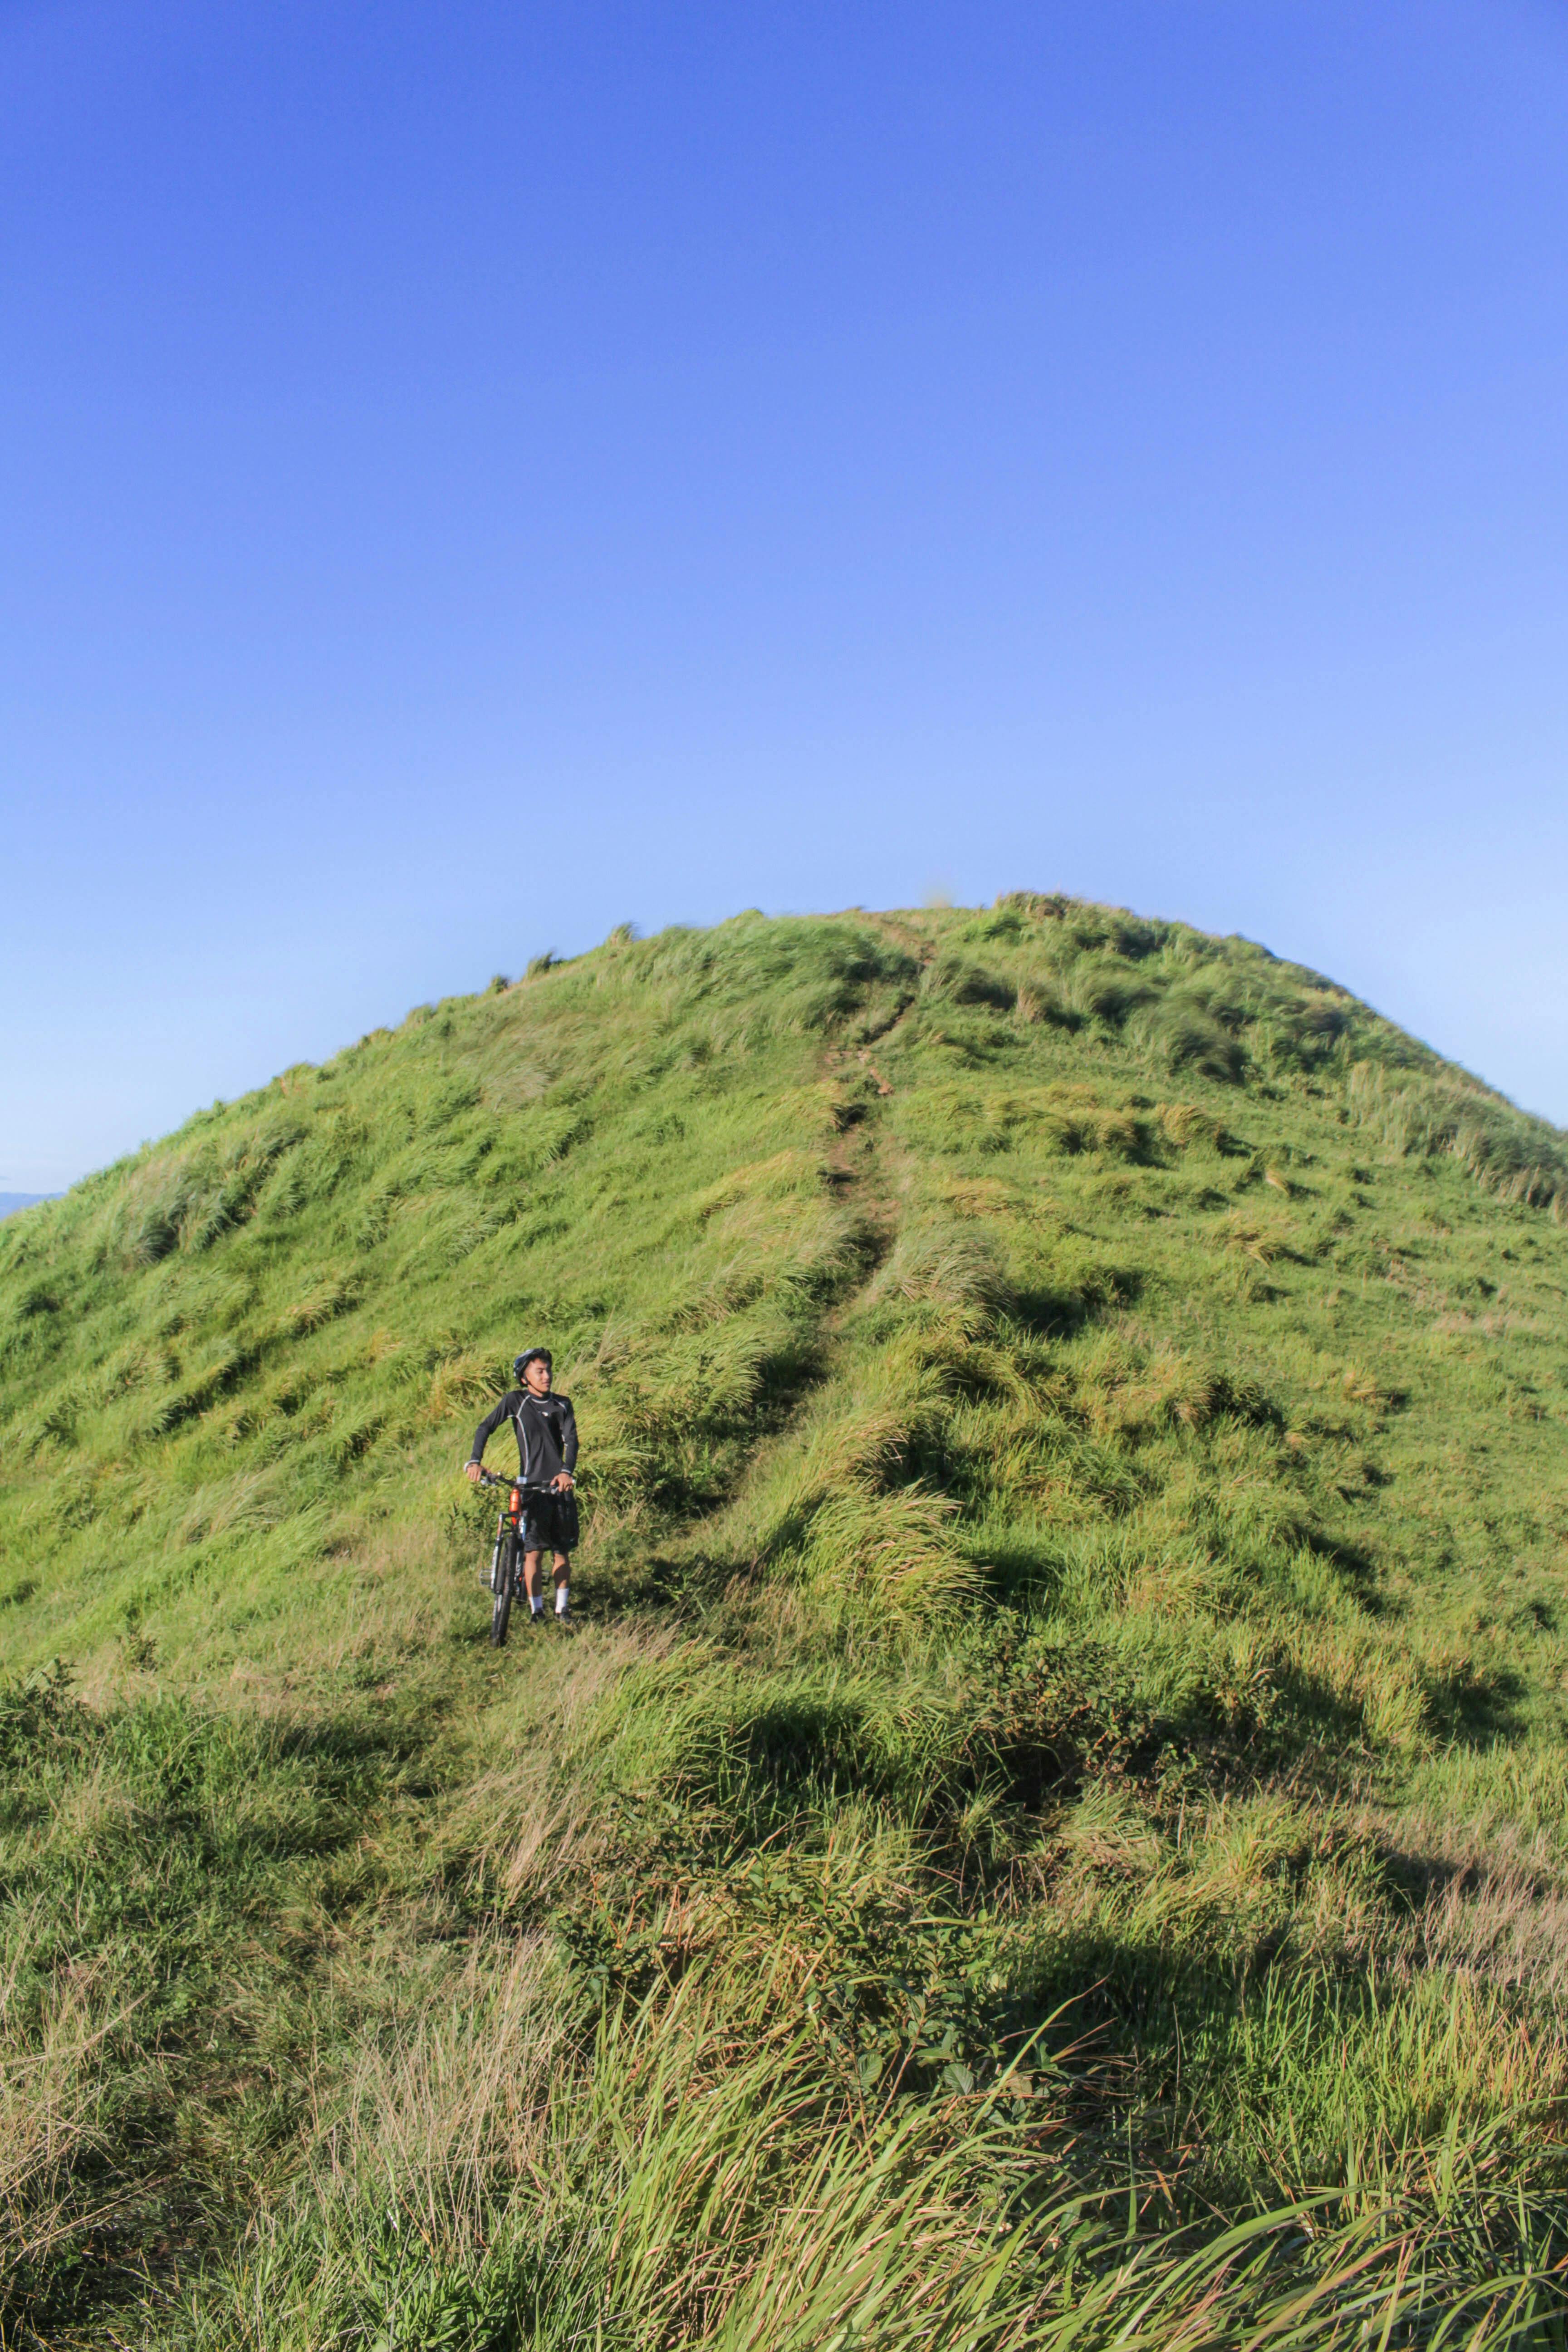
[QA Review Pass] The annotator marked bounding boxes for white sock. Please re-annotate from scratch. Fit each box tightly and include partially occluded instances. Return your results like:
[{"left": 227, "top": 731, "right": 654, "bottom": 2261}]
[
  {"left": 555, "top": 1586, "right": 569, "bottom": 1616},
  {"left": 530, "top": 1596, "right": 544, "bottom": 1616}
]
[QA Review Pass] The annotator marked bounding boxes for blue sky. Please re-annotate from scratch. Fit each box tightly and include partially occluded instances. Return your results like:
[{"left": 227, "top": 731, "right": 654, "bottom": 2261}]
[{"left": 3, "top": 0, "right": 1566, "bottom": 1191}]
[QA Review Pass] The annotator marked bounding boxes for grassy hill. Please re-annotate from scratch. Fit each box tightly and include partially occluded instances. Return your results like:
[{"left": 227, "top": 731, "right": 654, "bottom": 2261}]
[{"left": 4, "top": 896, "right": 1568, "bottom": 2347}]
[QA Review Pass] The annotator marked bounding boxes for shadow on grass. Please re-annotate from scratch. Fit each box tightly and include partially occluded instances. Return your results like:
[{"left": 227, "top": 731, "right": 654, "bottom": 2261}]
[
  {"left": 1012, "top": 1272, "right": 1146, "bottom": 1339},
  {"left": 1419, "top": 1657, "right": 1529, "bottom": 1748}
]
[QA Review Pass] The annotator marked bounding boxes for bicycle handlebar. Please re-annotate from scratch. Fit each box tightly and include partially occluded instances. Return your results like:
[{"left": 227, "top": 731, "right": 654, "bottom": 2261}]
[{"left": 473, "top": 1468, "right": 573, "bottom": 1492}]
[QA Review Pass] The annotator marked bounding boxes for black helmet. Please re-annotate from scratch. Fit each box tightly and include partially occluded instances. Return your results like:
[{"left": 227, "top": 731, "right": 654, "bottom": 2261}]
[{"left": 514, "top": 1347, "right": 552, "bottom": 1376}]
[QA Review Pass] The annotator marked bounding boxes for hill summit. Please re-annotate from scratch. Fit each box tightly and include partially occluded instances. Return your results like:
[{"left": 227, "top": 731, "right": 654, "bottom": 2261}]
[{"left": 4, "top": 897, "right": 1568, "bottom": 2345}]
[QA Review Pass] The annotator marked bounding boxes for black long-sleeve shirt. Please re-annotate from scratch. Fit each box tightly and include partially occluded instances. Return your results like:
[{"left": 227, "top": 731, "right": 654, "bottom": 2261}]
[{"left": 469, "top": 1388, "right": 578, "bottom": 1485}]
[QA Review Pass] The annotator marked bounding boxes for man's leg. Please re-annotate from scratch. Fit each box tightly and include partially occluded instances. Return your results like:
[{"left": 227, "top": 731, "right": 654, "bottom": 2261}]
[
  {"left": 522, "top": 1549, "right": 546, "bottom": 1617},
  {"left": 552, "top": 1551, "right": 571, "bottom": 1620}
]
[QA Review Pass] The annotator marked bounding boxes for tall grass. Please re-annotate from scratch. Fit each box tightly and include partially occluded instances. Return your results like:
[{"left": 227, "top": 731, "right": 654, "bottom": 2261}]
[
  {"left": 0, "top": 1924, "right": 122, "bottom": 2308},
  {"left": 157, "top": 1954, "right": 1568, "bottom": 2352}
]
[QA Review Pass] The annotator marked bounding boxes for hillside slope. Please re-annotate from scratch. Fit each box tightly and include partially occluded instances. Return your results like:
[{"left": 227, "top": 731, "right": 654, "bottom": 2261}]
[{"left": 4, "top": 897, "right": 1568, "bottom": 2346}]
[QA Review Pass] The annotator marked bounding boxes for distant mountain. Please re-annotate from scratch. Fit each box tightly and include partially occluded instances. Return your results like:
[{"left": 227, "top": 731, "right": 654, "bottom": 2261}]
[{"left": 0, "top": 1192, "right": 56, "bottom": 1220}]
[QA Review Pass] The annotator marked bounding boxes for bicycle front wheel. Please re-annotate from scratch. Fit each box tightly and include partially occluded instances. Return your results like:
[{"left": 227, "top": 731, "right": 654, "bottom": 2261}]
[{"left": 490, "top": 1529, "right": 516, "bottom": 1646}]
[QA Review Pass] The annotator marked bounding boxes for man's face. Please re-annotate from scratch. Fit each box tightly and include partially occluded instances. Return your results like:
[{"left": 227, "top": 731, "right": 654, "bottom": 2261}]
[{"left": 524, "top": 1357, "right": 552, "bottom": 1396}]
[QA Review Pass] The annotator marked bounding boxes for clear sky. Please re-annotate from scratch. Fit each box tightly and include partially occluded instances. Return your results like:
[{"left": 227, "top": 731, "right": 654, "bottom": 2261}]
[{"left": 4, "top": 0, "right": 1566, "bottom": 1191}]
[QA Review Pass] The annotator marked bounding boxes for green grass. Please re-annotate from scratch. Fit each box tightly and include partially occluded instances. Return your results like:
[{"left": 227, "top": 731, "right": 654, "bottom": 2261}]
[{"left": 3, "top": 897, "right": 1568, "bottom": 2344}]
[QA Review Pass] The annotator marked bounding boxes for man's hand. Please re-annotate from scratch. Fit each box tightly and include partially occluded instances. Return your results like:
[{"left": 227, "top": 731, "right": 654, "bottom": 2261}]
[
  {"left": 464, "top": 1460, "right": 486, "bottom": 1486},
  {"left": 550, "top": 1471, "right": 574, "bottom": 1492}
]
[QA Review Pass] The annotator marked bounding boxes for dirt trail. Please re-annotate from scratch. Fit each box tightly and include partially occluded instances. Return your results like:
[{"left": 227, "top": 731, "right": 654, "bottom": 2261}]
[{"left": 817, "top": 1041, "right": 913, "bottom": 1341}]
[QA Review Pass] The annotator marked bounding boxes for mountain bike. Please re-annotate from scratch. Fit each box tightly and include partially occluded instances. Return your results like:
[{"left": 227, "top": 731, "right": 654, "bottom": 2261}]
[{"left": 476, "top": 1470, "right": 524, "bottom": 1646}]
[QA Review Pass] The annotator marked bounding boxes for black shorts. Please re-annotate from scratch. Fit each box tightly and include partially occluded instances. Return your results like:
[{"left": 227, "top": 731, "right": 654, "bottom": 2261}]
[{"left": 518, "top": 1488, "right": 579, "bottom": 1556}]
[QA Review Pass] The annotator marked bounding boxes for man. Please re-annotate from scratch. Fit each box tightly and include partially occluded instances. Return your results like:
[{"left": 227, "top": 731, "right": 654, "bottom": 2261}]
[{"left": 465, "top": 1347, "right": 579, "bottom": 1623}]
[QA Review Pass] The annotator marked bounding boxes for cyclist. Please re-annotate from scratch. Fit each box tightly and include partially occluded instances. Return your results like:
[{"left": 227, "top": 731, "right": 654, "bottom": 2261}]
[{"left": 465, "top": 1348, "right": 579, "bottom": 1623}]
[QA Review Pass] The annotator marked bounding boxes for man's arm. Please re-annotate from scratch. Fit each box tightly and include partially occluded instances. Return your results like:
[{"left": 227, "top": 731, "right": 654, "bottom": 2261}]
[
  {"left": 465, "top": 1390, "right": 517, "bottom": 1481},
  {"left": 558, "top": 1397, "right": 578, "bottom": 1476}
]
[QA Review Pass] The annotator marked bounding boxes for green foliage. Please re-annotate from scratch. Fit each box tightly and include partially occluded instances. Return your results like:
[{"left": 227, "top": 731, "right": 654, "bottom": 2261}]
[{"left": 2, "top": 897, "right": 1568, "bottom": 2341}]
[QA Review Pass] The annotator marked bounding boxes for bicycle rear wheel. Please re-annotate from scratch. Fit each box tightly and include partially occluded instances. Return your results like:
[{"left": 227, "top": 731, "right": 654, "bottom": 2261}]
[{"left": 489, "top": 1529, "right": 516, "bottom": 1646}]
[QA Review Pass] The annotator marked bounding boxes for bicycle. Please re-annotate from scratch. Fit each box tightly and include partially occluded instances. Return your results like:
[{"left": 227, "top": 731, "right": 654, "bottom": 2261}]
[
  {"left": 475, "top": 1470, "right": 570, "bottom": 1646},
  {"left": 475, "top": 1470, "right": 525, "bottom": 1646}
]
